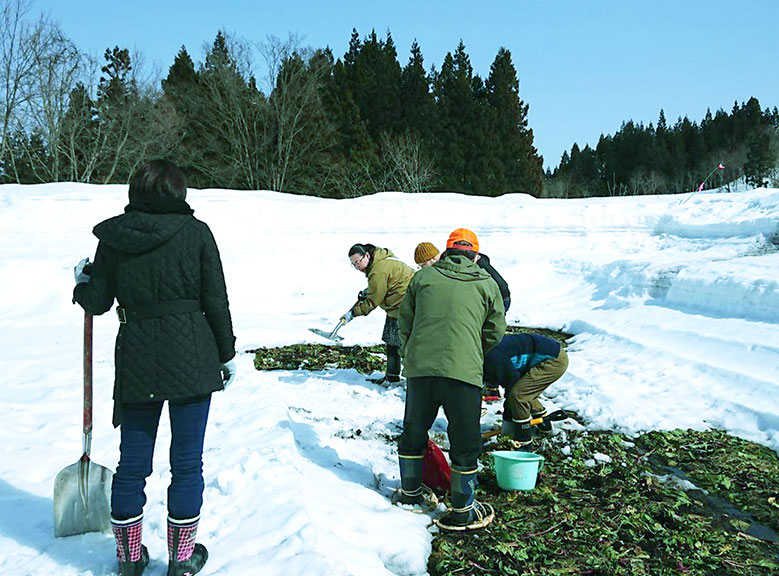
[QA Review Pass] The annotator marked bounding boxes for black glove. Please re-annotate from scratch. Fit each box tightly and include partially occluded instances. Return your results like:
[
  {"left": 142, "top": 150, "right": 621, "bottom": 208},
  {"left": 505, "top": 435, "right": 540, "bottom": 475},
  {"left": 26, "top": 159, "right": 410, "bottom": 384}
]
[{"left": 357, "top": 289, "right": 368, "bottom": 302}]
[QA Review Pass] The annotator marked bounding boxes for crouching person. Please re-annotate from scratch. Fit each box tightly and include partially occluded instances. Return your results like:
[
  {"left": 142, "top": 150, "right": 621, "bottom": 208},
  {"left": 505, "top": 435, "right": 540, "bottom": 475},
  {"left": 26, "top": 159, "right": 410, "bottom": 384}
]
[
  {"left": 484, "top": 333, "right": 569, "bottom": 448},
  {"left": 397, "top": 228, "right": 506, "bottom": 531},
  {"left": 72, "top": 160, "right": 236, "bottom": 576}
]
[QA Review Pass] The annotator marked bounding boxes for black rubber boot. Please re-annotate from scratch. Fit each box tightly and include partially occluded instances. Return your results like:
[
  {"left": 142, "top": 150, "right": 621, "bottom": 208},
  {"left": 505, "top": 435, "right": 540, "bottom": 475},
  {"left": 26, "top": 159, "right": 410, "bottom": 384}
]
[
  {"left": 532, "top": 410, "right": 553, "bottom": 434},
  {"left": 397, "top": 455, "right": 424, "bottom": 504},
  {"left": 512, "top": 418, "right": 533, "bottom": 447},
  {"left": 119, "top": 546, "right": 149, "bottom": 576},
  {"left": 386, "top": 344, "right": 401, "bottom": 382}
]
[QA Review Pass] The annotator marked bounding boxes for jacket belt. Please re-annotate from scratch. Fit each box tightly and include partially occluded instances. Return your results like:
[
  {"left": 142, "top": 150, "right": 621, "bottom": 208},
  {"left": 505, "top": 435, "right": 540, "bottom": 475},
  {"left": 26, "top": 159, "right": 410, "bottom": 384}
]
[{"left": 116, "top": 300, "right": 201, "bottom": 323}]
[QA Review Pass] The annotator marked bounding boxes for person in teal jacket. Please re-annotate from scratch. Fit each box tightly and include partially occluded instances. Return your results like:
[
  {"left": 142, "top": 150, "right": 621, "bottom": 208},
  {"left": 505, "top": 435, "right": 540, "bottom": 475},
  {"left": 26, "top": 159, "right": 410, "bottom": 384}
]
[{"left": 397, "top": 228, "right": 506, "bottom": 531}]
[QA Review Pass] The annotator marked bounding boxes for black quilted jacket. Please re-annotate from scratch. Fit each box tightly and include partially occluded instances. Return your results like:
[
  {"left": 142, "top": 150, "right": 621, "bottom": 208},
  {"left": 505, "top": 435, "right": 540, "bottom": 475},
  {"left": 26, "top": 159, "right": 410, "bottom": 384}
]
[{"left": 73, "top": 205, "right": 235, "bottom": 426}]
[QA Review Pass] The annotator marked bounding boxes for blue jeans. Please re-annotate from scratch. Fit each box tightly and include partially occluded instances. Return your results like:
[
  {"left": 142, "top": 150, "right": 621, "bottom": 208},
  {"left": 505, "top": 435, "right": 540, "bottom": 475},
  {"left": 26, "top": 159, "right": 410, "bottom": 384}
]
[{"left": 111, "top": 395, "right": 211, "bottom": 521}]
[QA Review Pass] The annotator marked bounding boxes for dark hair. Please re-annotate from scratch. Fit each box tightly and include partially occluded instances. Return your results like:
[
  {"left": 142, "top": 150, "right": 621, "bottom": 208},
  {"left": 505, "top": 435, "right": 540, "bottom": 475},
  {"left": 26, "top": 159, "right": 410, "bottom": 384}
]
[
  {"left": 128, "top": 159, "right": 187, "bottom": 202},
  {"left": 348, "top": 243, "right": 375, "bottom": 258},
  {"left": 442, "top": 247, "right": 478, "bottom": 261}
]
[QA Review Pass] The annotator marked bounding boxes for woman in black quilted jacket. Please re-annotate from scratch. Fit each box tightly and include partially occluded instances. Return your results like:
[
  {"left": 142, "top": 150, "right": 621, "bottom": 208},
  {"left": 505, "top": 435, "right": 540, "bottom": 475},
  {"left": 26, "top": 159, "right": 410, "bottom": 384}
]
[{"left": 73, "top": 159, "right": 235, "bottom": 576}]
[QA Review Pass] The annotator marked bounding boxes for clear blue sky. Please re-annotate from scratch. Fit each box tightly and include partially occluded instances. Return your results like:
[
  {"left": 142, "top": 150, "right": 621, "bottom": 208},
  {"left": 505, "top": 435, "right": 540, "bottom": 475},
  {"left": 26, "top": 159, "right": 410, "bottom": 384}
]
[{"left": 28, "top": 0, "right": 779, "bottom": 169}]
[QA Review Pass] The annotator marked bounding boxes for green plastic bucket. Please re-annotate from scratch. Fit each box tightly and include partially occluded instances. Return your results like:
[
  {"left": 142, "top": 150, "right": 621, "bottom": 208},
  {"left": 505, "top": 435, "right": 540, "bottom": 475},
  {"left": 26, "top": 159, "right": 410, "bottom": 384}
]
[{"left": 491, "top": 451, "right": 545, "bottom": 491}]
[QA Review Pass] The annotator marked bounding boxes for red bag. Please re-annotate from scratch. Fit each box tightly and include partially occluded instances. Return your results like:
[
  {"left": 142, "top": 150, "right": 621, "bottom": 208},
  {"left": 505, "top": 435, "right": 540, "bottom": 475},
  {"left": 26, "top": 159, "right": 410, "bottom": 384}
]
[{"left": 422, "top": 439, "right": 451, "bottom": 494}]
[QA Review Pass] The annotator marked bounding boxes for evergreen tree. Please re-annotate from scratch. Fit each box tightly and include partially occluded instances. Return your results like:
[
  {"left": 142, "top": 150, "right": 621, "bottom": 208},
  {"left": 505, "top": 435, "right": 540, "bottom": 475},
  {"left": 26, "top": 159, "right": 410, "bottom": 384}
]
[
  {"left": 349, "top": 29, "right": 402, "bottom": 140},
  {"left": 744, "top": 129, "right": 773, "bottom": 187},
  {"left": 485, "top": 47, "right": 543, "bottom": 195},
  {"left": 325, "top": 43, "right": 379, "bottom": 197},
  {"left": 97, "top": 47, "right": 136, "bottom": 110},
  {"left": 432, "top": 41, "right": 482, "bottom": 192},
  {"left": 161, "top": 46, "right": 203, "bottom": 184},
  {"left": 399, "top": 40, "right": 435, "bottom": 139}
]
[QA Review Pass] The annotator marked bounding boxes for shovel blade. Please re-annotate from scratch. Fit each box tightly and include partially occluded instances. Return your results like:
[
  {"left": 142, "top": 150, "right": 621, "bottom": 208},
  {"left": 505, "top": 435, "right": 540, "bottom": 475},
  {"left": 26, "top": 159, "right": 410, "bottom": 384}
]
[
  {"left": 308, "top": 327, "right": 344, "bottom": 343},
  {"left": 53, "top": 457, "right": 113, "bottom": 537}
]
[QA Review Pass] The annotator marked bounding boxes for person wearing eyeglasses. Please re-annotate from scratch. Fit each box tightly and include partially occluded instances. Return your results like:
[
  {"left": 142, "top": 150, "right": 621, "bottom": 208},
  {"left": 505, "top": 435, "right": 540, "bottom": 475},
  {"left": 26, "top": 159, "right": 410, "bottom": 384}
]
[{"left": 344, "top": 243, "right": 415, "bottom": 385}]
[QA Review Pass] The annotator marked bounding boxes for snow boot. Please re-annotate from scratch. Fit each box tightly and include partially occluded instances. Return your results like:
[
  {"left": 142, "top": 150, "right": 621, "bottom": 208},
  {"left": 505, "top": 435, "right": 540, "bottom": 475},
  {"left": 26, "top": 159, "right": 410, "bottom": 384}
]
[
  {"left": 386, "top": 345, "right": 401, "bottom": 383},
  {"left": 111, "top": 515, "right": 149, "bottom": 576},
  {"left": 532, "top": 410, "right": 553, "bottom": 434},
  {"left": 435, "top": 469, "right": 494, "bottom": 531},
  {"left": 500, "top": 419, "right": 517, "bottom": 436},
  {"left": 167, "top": 516, "right": 208, "bottom": 576},
  {"left": 394, "top": 455, "right": 438, "bottom": 510},
  {"left": 397, "top": 455, "right": 424, "bottom": 504},
  {"left": 511, "top": 418, "right": 533, "bottom": 448}
]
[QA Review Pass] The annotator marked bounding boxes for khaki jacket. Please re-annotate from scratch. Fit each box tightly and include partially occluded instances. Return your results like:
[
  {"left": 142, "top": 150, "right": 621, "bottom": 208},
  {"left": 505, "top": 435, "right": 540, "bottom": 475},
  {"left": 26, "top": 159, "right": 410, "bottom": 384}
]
[{"left": 352, "top": 247, "right": 415, "bottom": 319}]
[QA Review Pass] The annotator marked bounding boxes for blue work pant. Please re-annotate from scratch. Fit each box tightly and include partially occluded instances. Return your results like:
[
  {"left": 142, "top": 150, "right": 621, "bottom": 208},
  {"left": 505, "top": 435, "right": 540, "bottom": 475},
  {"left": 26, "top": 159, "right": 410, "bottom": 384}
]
[{"left": 111, "top": 395, "right": 211, "bottom": 521}]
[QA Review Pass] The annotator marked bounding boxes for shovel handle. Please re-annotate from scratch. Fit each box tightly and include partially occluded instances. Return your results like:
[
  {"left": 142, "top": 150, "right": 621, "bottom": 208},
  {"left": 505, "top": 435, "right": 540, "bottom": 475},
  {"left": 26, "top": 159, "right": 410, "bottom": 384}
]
[
  {"left": 329, "top": 318, "right": 346, "bottom": 338},
  {"left": 83, "top": 312, "right": 93, "bottom": 456}
]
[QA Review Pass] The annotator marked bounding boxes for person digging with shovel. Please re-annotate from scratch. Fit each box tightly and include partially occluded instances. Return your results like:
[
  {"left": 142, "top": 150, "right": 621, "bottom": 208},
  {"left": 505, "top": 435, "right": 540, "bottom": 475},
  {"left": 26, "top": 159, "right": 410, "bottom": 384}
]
[
  {"left": 344, "top": 243, "right": 415, "bottom": 386},
  {"left": 72, "top": 159, "right": 236, "bottom": 576}
]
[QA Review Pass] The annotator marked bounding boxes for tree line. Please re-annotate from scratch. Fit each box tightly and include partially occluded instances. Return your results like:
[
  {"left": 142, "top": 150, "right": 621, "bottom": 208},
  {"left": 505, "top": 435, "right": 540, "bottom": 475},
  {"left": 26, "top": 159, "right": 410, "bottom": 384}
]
[
  {"left": 0, "top": 0, "right": 542, "bottom": 197},
  {"left": 548, "top": 99, "right": 779, "bottom": 198},
  {"left": 2, "top": 0, "right": 777, "bottom": 197}
]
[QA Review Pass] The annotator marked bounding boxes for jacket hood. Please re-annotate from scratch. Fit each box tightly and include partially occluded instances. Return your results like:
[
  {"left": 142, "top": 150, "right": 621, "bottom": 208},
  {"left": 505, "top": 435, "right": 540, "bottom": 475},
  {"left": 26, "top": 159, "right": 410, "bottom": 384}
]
[
  {"left": 365, "top": 247, "right": 394, "bottom": 273},
  {"left": 433, "top": 254, "right": 492, "bottom": 282},
  {"left": 93, "top": 211, "right": 192, "bottom": 254},
  {"left": 371, "top": 247, "right": 394, "bottom": 262}
]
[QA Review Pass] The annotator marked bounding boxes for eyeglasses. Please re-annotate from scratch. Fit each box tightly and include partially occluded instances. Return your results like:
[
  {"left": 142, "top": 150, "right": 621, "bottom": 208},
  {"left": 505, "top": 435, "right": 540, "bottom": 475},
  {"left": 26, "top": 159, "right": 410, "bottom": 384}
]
[{"left": 350, "top": 253, "right": 367, "bottom": 268}]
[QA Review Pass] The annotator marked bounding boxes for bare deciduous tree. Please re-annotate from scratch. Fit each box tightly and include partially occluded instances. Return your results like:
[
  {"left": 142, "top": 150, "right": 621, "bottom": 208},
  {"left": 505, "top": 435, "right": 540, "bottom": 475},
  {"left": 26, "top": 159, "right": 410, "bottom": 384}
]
[
  {"left": 1, "top": 0, "right": 35, "bottom": 175},
  {"left": 259, "top": 34, "right": 334, "bottom": 193},
  {"left": 380, "top": 130, "right": 438, "bottom": 193},
  {"left": 14, "top": 20, "right": 88, "bottom": 181},
  {"left": 194, "top": 32, "right": 267, "bottom": 189}
]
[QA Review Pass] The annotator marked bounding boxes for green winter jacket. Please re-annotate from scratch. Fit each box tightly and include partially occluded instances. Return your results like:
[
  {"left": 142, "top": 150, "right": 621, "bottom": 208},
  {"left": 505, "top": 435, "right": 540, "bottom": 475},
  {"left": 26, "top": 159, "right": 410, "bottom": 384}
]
[
  {"left": 398, "top": 254, "right": 507, "bottom": 387},
  {"left": 352, "top": 247, "right": 415, "bottom": 319}
]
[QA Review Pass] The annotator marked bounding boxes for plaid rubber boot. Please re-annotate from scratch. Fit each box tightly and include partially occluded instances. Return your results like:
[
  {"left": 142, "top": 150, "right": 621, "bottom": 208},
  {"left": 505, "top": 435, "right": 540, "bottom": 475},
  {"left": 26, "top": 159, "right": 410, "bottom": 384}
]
[
  {"left": 167, "top": 516, "right": 208, "bottom": 576},
  {"left": 111, "top": 515, "right": 149, "bottom": 576}
]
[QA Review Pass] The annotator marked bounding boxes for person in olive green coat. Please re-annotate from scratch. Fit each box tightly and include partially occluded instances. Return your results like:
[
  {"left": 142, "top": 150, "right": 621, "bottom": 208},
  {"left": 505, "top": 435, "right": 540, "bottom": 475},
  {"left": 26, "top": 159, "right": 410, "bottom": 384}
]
[
  {"left": 396, "top": 228, "right": 506, "bottom": 531},
  {"left": 343, "top": 243, "right": 415, "bottom": 384}
]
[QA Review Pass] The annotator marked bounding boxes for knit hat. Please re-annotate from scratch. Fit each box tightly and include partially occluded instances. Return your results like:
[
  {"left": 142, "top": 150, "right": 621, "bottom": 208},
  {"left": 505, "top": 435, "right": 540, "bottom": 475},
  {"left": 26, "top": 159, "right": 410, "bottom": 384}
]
[
  {"left": 446, "top": 228, "right": 479, "bottom": 253},
  {"left": 414, "top": 242, "right": 439, "bottom": 265}
]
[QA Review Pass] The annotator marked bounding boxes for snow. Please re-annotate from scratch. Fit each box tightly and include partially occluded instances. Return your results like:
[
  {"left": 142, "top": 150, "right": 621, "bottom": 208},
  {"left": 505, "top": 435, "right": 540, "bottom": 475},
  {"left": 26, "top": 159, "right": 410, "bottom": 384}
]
[{"left": 0, "top": 183, "right": 777, "bottom": 575}]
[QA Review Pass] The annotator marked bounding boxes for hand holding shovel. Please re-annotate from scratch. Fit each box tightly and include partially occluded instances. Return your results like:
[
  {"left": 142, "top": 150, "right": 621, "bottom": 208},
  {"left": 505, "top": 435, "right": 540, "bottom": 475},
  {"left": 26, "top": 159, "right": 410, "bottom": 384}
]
[{"left": 309, "top": 308, "right": 353, "bottom": 343}]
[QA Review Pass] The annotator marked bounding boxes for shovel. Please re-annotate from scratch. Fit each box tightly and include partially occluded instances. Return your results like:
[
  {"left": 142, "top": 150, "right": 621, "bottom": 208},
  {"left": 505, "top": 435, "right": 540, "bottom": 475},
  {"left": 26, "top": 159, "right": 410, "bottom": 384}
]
[
  {"left": 53, "top": 311, "right": 113, "bottom": 537},
  {"left": 309, "top": 316, "right": 347, "bottom": 343},
  {"left": 482, "top": 409, "right": 571, "bottom": 440}
]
